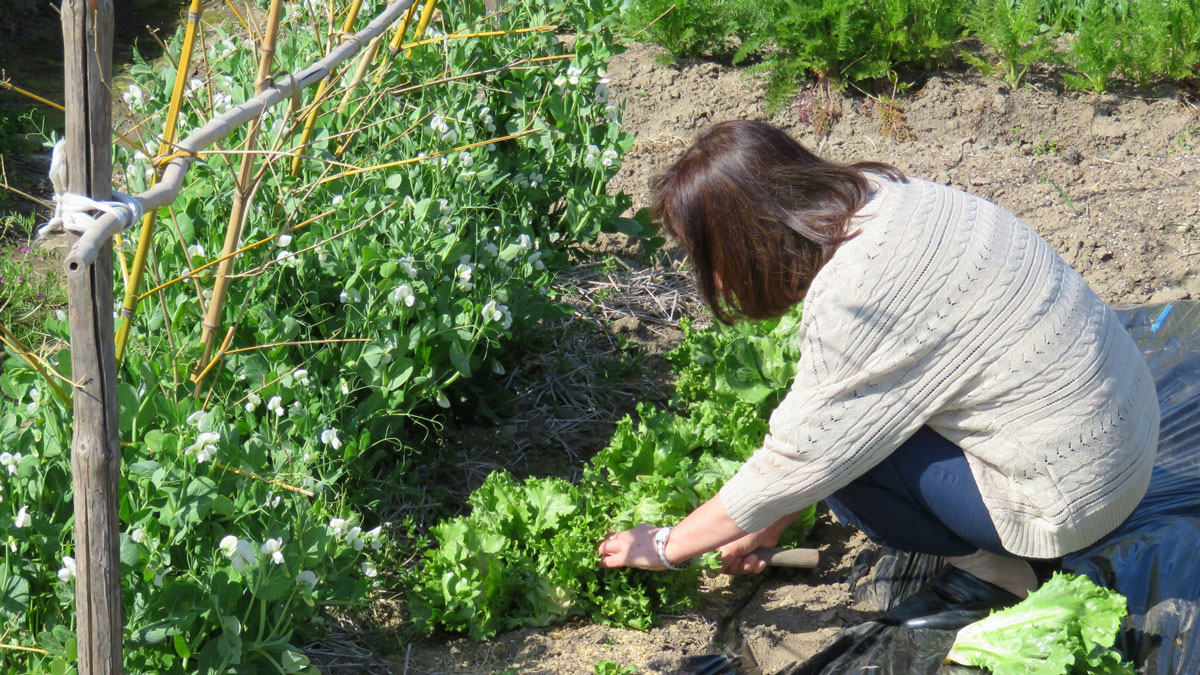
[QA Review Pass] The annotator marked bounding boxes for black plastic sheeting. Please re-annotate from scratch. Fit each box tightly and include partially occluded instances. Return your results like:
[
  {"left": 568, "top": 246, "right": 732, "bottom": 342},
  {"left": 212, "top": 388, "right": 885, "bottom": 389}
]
[{"left": 688, "top": 302, "right": 1200, "bottom": 675}]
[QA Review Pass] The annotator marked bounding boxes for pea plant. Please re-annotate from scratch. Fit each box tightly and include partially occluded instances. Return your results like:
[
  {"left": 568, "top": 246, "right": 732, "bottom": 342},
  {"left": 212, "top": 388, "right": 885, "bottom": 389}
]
[{"left": 0, "top": 0, "right": 631, "bottom": 670}]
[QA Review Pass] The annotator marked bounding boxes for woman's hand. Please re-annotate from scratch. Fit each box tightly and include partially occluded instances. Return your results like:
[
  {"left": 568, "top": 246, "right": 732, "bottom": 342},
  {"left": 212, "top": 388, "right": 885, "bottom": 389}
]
[
  {"left": 597, "top": 524, "right": 669, "bottom": 571},
  {"left": 717, "top": 511, "right": 803, "bottom": 575},
  {"left": 717, "top": 529, "right": 775, "bottom": 575}
]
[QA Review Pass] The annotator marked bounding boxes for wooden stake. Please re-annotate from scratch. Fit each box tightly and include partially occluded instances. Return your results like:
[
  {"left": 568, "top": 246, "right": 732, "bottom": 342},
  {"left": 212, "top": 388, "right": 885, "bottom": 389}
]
[{"left": 61, "top": 0, "right": 123, "bottom": 671}]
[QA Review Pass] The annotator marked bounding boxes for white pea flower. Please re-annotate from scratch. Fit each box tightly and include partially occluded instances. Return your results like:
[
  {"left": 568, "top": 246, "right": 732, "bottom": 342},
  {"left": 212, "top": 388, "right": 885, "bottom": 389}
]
[
  {"left": 389, "top": 283, "right": 415, "bottom": 307},
  {"left": 498, "top": 305, "right": 513, "bottom": 330},
  {"left": 362, "top": 562, "right": 378, "bottom": 578},
  {"left": 365, "top": 526, "right": 384, "bottom": 551},
  {"left": 187, "top": 431, "right": 220, "bottom": 464},
  {"left": 122, "top": 84, "right": 144, "bottom": 109},
  {"left": 58, "top": 556, "right": 76, "bottom": 583},
  {"left": 320, "top": 429, "right": 342, "bottom": 450},
  {"left": 268, "top": 396, "right": 285, "bottom": 416},
  {"left": 529, "top": 172, "right": 544, "bottom": 188},
  {"left": 296, "top": 570, "right": 318, "bottom": 587},
  {"left": 261, "top": 538, "right": 285, "bottom": 565},
  {"left": 187, "top": 77, "right": 204, "bottom": 93},
  {"left": 484, "top": 242, "right": 498, "bottom": 257},
  {"left": 518, "top": 233, "right": 533, "bottom": 250},
  {"left": 14, "top": 506, "right": 30, "bottom": 528},
  {"left": 601, "top": 149, "right": 619, "bottom": 167},
  {"left": 329, "top": 518, "right": 349, "bottom": 537},
  {"left": 186, "top": 410, "right": 207, "bottom": 428},
  {"left": 153, "top": 567, "right": 169, "bottom": 587},
  {"left": 331, "top": 194, "right": 344, "bottom": 206},
  {"left": 436, "top": 392, "right": 451, "bottom": 409},
  {"left": 293, "top": 369, "right": 310, "bottom": 387},
  {"left": 567, "top": 65, "right": 583, "bottom": 86},
  {"left": 346, "top": 526, "right": 364, "bottom": 551},
  {"left": 187, "top": 244, "right": 206, "bottom": 258},
  {"left": 245, "top": 391, "right": 261, "bottom": 413},
  {"left": 225, "top": 538, "right": 255, "bottom": 571},
  {"left": 456, "top": 262, "right": 475, "bottom": 290},
  {"left": 276, "top": 233, "right": 293, "bottom": 248},
  {"left": 130, "top": 528, "right": 146, "bottom": 544},
  {"left": 401, "top": 261, "right": 418, "bottom": 278},
  {"left": 339, "top": 288, "right": 361, "bottom": 304},
  {"left": 339, "top": 380, "right": 350, "bottom": 395},
  {"left": 481, "top": 300, "right": 501, "bottom": 323},
  {"left": 459, "top": 152, "right": 474, "bottom": 168},
  {"left": 265, "top": 493, "right": 281, "bottom": 509}
]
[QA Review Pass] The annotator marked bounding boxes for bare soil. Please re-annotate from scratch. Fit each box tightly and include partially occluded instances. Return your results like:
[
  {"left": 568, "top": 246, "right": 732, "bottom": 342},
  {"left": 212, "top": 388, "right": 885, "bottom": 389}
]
[{"left": 390, "top": 41, "right": 1200, "bottom": 674}]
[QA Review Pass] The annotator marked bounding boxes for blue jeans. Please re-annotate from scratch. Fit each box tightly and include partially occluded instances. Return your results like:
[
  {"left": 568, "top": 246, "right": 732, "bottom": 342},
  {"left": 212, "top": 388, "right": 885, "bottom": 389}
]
[{"left": 824, "top": 426, "right": 1010, "bottom": 558}]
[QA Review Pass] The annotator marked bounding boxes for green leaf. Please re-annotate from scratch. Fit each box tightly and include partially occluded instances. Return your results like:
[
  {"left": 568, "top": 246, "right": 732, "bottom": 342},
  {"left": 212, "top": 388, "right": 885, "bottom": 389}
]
[
  {"left": 0, "top": 567, "right": 29, "bottom": 620},
  {"left": 257, "top": 574, "right": 292, "bottom": 602},
  {"left": 180, "top": 476, "right": 217, "bottom": 526},
  {"left": 946, "top": 572, "right": 1133, "bottom": 675},
  {"left": 449, "top": 341, "right": 472, "bottom": 377},
  {"left": 173, "top": 633, "right": 192, "bottom": 659},
  {"left": 120, "top": 533, "right": 141, "bottom": 567}
]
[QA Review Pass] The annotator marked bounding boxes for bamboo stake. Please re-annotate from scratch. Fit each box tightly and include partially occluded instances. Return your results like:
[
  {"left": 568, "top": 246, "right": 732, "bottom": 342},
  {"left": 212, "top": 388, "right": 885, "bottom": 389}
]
[
  {"left": 407, "top": 0, "right": 438, "bottom": 57},
  {"left": 318, "top": 126, "right": 541, "bottom": 184},
  {"left": 0, "top": 323, "right": 72, "bottom": 408},
  {"left": 61, "top": 0, "right": 122, "bottom": 670},
  {"left": 366, "top": 0, "right": 419, "bottom": 89},
  {"left": 192, "top": 0, "right": 285, "bottom": 395},
  {"left": 114, "top": 0, "right": 204, "bottom": 364},
  {"left": 64, "top": 0, "right": 418, "bottom": 268},
  {"left": 289, "top": 0, "right": 366, "bottom": 176},
  {"left": 0, "top": 77, "right": 150, "bottom": 156},
  {"left": 137, "top": 207, "right": 336, "bottom": 300},
  {"left": 333, "top": 30, "right": 389, "bottom": 119}
]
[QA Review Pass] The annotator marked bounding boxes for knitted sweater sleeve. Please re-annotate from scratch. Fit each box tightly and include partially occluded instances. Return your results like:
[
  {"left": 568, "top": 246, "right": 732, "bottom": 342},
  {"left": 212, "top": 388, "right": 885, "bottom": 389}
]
[{"left": 717, "top": 282, "right": 958, "bottom": 533}]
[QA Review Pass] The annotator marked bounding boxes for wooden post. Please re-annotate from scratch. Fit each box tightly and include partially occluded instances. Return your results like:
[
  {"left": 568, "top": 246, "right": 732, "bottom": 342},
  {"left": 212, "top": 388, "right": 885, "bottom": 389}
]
[{"left": 62, "top": 0, "right": 123, "bottom": 672}]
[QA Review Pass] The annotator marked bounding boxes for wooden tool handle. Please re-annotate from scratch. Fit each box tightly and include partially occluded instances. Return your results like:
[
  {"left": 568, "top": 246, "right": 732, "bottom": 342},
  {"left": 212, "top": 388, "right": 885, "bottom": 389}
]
[{"left": 756, "top": 547, "right": 820, "bottom": 568}]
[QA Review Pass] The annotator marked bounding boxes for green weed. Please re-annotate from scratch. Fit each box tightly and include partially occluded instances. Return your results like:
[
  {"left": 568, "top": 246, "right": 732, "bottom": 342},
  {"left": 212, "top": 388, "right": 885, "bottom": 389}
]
[{"left": 0, "top": 215, "right": 65, "bottom": 351}]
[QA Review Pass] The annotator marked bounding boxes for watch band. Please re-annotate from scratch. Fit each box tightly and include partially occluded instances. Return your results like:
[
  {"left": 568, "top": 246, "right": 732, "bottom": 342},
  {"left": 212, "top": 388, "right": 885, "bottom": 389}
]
[{"left": 654, "top": 526, "right": 686, "bottom": 571}]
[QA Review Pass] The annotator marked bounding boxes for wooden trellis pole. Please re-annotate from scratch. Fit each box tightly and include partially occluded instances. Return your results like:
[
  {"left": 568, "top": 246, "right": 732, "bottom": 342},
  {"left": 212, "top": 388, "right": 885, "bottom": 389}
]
[{"left": 61, "top": 0, "right": 123, "bottom": 671}]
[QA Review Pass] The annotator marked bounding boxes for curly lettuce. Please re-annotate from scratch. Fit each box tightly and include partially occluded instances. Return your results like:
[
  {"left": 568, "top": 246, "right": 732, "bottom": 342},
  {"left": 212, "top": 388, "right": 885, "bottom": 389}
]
[{"left": 945, "top": 572, "right": 1134, "bottom": 675}]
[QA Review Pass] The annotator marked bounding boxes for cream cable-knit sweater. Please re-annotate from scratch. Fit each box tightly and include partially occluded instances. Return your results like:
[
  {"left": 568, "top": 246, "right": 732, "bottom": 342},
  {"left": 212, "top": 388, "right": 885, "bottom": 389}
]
[{"left": 718, "top": 176, "right": 1159, "bottom": 559}]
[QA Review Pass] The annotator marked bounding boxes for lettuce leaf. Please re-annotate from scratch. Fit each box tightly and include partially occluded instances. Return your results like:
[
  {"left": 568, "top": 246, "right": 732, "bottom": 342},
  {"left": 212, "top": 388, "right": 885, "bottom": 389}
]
[{"left": 945, "top": 572, "right": 1134, "bottom": 675}]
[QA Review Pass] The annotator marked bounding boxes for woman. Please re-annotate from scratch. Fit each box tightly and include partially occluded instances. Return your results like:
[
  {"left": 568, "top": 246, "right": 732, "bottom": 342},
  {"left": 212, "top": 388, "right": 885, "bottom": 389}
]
[{"left": 596, "top": 120, "right": 1159, "bottom": 620}]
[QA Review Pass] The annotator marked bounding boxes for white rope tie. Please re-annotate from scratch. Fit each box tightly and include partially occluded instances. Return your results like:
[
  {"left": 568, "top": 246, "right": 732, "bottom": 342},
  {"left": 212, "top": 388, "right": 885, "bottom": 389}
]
[{"left": 38, "top": 139, "right": 145, "bottom": 240}]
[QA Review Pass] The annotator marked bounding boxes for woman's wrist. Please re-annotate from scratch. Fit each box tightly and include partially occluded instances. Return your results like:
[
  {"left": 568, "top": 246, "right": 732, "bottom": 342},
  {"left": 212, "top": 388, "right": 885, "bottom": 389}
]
[{"left": 655, "top": 526, "right": 688, "bottom": 570}]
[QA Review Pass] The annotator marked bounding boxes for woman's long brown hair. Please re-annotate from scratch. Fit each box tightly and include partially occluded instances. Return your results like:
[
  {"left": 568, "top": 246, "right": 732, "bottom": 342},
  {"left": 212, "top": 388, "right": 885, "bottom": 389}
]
[{"left": 651, "top": 120, "right": 905, "bottom": 323}]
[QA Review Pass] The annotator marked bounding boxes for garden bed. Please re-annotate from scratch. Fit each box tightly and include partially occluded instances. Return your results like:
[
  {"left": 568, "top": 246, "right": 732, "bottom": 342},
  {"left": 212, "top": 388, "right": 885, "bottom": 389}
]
[{"left": 393, "top": 40, "right": 1200, "bottom": 674}]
